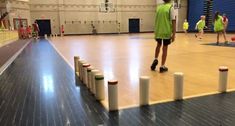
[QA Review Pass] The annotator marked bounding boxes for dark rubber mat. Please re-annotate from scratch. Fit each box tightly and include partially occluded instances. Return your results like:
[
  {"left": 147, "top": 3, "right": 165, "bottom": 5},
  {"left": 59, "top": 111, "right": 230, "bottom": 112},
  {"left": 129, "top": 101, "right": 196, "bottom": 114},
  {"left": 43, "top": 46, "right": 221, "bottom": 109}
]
[{"left": 202, "top": 42, "right": 235, "bottom": 47}]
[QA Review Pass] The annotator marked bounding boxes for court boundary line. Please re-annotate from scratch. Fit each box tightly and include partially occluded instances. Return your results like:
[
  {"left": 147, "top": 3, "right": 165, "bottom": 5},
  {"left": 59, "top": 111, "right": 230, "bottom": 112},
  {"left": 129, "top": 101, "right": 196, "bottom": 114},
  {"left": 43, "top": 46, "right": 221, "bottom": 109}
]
[
  {"left": 48, "top": 38, "right": 74, "bottom": 70},
  {"left": 119, "top": 89, "right": 235, "bottom": 110}
]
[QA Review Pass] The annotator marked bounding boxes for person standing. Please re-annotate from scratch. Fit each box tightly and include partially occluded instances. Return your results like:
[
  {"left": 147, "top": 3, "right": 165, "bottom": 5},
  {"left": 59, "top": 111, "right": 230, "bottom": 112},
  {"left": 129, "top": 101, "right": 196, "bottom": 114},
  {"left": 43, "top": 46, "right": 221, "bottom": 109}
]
[
  {"left": 61, "top": 25, "right": 64, "bottom": 36},
  {"left": 222, "top": 13, "right": 228, "bottom": 33},
  {"left": 183, "top": 19, "right": 189, "bottom": 33},
  {"left": 18, "top": 25, "right": 26, "bottom": 39},
  {"left": 32, "top": 21, "right": 39, "bottom": 39},
  {"left": 151, "top": 0, "right": 176, "bottom": 73},
  {"left": 195, "top": 15, "right": 206, "bottom": 40},
  {"left": 214, "top": 11, "right": 228, "bottom": 45},
  {"left": 26, "top": 25, "right": 32, "bottom": 38}
]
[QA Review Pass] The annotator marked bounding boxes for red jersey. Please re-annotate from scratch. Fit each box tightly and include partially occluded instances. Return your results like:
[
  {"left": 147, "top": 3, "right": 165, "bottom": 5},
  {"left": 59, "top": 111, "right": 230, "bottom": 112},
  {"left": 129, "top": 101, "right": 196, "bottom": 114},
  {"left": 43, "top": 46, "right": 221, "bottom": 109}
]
[
  {"left": 223, "top": 16, "right": 228, "bottom": 22},
  {"left": 26, "top": 27, "right": 31, "bottom": 33},
  {"left": 19, "top": 27, "right": 25, "bottom": 33}
]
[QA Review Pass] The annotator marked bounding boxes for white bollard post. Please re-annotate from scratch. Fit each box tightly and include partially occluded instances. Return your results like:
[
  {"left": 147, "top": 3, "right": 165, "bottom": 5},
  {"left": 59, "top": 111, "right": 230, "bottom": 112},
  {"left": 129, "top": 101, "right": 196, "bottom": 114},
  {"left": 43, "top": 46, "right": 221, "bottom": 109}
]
[
  {"left": 44, "top": 34, "right": 47, "bottom": 39},
  {"left": 218, "top": 66, "right": 228, "bottom": 93},
  {"left": 87, "top": 66, "right": 94, "bottom": 90},
  {"left": 74, "top": 56, "right": 80, "bottom": 75},
  {"left": 95, "top": 73, "right": 105, "bottom": 100},
  {"left": 108, "top": 80, "right": 118, "bottom": 111},
  {"left": 174, "top": 72, "right": 184, "bottom": 100},
  {"left": 83, "top": 63, "right": 90, "bottom": 86},
  {"left": 77, "top": 60, "right": 82, "bottom": 77},
  {"left": 91, "top": 69, "right": 100, "bottom": 94},
  {"left": 79, "top": 60, "right": 86, "bottom": 81},
  {"left": 139, "top": 76, "right": 150, "bottom": 106}
]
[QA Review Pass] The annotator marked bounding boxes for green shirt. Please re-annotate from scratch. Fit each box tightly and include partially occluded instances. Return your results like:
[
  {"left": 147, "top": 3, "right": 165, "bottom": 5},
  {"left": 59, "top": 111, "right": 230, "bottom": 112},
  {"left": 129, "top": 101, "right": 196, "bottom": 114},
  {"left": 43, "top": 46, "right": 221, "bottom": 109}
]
[
  {"left": 183, "top": 22, "right": 189, "bottom": 30},
  {"left": 197, "top": 20, "right": 205, "bottom": 31},
  {"left": 214, "top": 15, "right": 224, "bottom": 32},
  {"left": 154, "top": 3, "right": 173, "bottom": 39}
]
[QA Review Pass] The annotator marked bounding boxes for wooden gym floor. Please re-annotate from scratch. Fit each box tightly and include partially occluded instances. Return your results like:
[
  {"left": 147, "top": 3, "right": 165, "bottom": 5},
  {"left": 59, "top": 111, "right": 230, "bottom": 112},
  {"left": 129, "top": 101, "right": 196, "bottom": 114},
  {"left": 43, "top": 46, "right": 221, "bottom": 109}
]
[
  {"left": 49, "top": 33, "right": 235, "bottom": 109},
  {"left": 1, "top": 39, "right": 235, "bottom": 125}
]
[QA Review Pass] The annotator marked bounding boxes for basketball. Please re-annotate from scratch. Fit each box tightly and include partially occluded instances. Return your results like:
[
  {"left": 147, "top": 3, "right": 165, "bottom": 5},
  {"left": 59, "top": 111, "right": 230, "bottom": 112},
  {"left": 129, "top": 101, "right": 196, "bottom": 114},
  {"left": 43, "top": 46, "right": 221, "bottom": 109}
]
[{"left": 231, "top": 37, "right": 235, "bottom": 41}]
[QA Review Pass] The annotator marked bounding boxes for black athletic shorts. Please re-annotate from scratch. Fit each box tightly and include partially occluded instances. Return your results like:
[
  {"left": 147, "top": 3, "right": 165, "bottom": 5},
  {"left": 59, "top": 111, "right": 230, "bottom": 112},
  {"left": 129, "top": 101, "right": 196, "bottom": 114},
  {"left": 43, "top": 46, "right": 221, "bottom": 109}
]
[{"left": 155, "top": 39, "right": 171, "bottom": 46}]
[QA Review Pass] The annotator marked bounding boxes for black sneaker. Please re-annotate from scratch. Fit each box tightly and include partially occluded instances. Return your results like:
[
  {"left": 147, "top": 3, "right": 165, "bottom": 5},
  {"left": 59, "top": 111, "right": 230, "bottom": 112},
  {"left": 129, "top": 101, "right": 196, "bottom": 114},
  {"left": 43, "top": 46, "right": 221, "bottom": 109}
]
[
  {"left": 151, "top": 59, "right": 158, "bottom": 71},
  {"left": 160, "top": 66, "right": 168, "bottom": 73}
]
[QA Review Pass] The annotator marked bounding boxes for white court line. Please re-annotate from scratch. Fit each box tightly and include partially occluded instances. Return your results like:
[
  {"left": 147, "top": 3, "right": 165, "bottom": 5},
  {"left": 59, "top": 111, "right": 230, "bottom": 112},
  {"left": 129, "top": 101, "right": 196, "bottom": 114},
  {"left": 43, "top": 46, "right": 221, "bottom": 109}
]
[
  {"left": 119, "top": 89, "right": 235, "bottom": 110},
  {"left": 47, "top": 38, "right": 74, "bottom": 70}
]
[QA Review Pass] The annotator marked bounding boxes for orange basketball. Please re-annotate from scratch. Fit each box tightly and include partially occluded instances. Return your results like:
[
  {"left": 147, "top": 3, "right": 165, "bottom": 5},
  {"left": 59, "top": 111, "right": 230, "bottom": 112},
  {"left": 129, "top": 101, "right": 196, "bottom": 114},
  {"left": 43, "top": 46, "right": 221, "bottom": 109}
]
[{"left": 232, "top": 37, "right": 235, "bottom": 41}]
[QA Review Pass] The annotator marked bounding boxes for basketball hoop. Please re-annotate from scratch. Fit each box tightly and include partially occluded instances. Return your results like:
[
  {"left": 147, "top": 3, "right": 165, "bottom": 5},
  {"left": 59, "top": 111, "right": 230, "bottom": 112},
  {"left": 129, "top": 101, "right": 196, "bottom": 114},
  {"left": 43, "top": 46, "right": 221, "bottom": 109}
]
[
  {"left": 173, "top": 0, "right": 181, "bottom": 9},
  {"left": 99, "top": 2, "right": 115, "bottom": 13}
]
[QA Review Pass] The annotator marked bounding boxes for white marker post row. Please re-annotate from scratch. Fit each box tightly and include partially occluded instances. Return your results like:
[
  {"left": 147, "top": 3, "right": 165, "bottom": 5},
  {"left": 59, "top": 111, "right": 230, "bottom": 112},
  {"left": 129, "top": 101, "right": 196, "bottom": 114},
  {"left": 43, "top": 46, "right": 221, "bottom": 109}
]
[{"left": 74, "top": 57, "right": 230, "bottom": 111}]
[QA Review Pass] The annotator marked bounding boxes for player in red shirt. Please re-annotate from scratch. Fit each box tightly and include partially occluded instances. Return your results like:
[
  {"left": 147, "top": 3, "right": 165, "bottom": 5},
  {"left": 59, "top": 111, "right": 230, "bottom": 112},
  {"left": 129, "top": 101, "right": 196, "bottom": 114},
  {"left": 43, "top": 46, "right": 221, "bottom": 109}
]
[
  {"left": 26, "top": 25, "right": 32, "bottom": 38},
  {"left": 32, "top": 21, "right": 39, "bottom": 39}
]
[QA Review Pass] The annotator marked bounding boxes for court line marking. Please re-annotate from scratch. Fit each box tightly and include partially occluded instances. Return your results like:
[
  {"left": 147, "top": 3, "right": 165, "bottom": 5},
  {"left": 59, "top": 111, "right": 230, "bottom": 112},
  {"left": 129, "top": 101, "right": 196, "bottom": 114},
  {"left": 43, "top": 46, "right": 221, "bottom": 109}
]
[
  {"left": 119, "top": 89, "right": 235, "bottom": 110},
  {"left": 48, "top": 38, "right": 74, "bottom": 70}
]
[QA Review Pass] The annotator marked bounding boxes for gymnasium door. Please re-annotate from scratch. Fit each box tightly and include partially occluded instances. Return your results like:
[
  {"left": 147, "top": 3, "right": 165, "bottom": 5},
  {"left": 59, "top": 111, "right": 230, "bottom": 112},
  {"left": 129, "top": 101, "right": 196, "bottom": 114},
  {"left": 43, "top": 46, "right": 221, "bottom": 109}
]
[
  {"left": 129, "top": 19, "right": 140, "bottom": 33},
  {"left": 36, "top": 19, "right": 51, "bottom": 36}
]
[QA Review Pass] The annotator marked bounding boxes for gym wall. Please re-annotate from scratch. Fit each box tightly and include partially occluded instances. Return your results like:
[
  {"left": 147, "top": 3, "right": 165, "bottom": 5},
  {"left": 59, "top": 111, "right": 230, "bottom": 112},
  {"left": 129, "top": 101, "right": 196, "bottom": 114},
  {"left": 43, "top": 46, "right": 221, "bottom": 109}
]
[
  {"left": 188, "top": 0, "right": 204, "bottom": 32},
  {"left": 1, "top": 1, "right": 31, "bottom": 29},
  {"left": 188, "top": 0, "right": 235, "bottom": 32},
  {"left": 30, "top": 0, "right": 156, "bottom": 35},
  {"left": 177, "top": 0, "right": 188, "bottom": 32},
  {"left": 213, "top": 0, "right": 235, "bottom": 32}
]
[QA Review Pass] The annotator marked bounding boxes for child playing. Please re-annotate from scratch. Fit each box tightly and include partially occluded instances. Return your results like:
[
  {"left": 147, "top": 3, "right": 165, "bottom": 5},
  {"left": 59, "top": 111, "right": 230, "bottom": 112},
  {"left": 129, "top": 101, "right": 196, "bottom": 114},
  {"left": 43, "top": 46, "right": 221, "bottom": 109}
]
[
  {"left": 214, "top": 11, "right": 228, "bottom": 45},
  {"left": 195, "top": 15, "right": 206, "bottom": 40},
  {"left": 183, "top": 19, "right": 189, "bottom": 33},
  {"left": 151, "top": 0, "right": 176, "bottom": 73},
  {"left": 18, "top": 25, "right": 26, "bottom": 39},
  {"left": 32, "top": 21, "right": 39, "bottom": 39},
  {"left": 222, "top": 13, "right": 228, "bottom": 32},
  {"left": 26, "top": 25, "right": 32, "bottom": 38},
  {"left": 61, "top": 25, "right": 64, "bottom": 36}
]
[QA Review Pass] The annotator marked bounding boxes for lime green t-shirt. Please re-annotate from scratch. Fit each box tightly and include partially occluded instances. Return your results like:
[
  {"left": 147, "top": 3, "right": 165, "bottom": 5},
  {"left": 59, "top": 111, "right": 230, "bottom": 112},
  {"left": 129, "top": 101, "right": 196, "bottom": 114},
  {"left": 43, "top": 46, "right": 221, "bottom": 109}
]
[
  {"left": 197, "top": 20, "right": 205, "bottom": 31},
  {"left": 214, "top": 15, "right": 224, "bottom": 32},
  {"left": 154, "top": 3, "right": 173, "bottom": 39},
  {"left": 183, "top": 22, "right": 189, "bottom": 30}
]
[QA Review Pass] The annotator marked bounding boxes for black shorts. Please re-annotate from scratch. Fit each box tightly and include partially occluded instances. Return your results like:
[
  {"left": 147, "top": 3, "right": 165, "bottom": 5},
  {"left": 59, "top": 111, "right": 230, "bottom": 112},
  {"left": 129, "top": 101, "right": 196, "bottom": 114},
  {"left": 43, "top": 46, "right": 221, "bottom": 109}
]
[{"left": 155, "top": 39, "right": 171, "bottom": 46}]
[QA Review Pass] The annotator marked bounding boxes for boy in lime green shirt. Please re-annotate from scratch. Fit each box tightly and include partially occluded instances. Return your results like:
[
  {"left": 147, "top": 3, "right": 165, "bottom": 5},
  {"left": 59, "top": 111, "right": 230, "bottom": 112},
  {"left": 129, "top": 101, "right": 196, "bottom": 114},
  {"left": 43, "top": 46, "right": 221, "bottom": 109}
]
[
  {"left": 151, "top": 0, "right": 176, "bottom": 73},
  {"left": 195, "top": 15, "right": 206, "bottom": 40}
]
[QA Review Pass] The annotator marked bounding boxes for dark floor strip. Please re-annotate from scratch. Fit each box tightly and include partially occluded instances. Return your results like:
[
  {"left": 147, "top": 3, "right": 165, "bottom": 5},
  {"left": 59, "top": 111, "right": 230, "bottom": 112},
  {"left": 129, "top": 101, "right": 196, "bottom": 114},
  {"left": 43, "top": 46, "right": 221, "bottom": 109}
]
[
  {"left": 0, "top": 39, "right": 235, "bottom": 126},
  {"left": 0, "top": 39, "right": 30, "bottom": 67}
]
